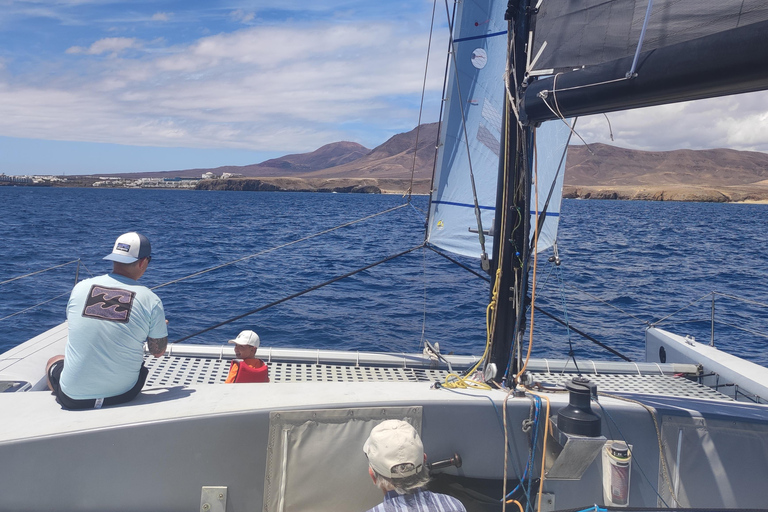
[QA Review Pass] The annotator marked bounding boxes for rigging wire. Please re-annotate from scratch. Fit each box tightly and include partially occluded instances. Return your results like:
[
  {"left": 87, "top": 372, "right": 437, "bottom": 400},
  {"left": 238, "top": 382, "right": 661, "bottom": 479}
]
[
  {"left": 426, "top": 245, "right": 491, "bottom": 282},
  {"left": 0, "top": 259, "right": 81, "bottom": 286},
  {"left": 713, "top": 291, "right": 768, "bottom": 309},
  {"left": 553, "top": 253, "right": 581, "bottom": 373},
  {"left": 171, "top": 244, "right": 424, "bottom": 344},
  {"left": 564, "top": 282, "right": 651, "bottom": 327},
  {"left": 531, "top": 118, "right": 576, "bottom": 250},
  {"left": 0, "top": 290, "right": 70, "bottom": 323},
  {"left": 424, "top": 0, "right": 458, "bottom": 243},
  {"left": 531, "top": 304, "right": 632, "bottom": 361},
  {"left": 405, "top": 0, "right": 439, "bottom": 202},
  {"left": 419, "top": 246, "right": 429, "bottom": 349},
  {"left": 151, "top": 203, "right": 409, "bottom": 291},
  {"left": 538, "top": 74, "right": 593, "bottom": 153}
]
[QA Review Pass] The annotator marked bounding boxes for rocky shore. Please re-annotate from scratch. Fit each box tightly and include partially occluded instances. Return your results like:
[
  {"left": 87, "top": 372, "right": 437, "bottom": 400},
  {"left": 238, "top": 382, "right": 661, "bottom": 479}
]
[
  {"left": 563, "top": 184, "right": 768, "bottom": 203},
  {"left": 195, "top": 177, "right": 431, "bottom": 195}
]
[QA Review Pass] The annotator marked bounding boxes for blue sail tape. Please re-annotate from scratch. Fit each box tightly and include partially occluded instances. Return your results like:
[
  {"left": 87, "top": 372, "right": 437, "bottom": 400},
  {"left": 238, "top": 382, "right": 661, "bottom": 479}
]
[
  {"left": 432, "top": 201, "right": 561, "bottom": 217},
  {"left": 454, "top": 30, "right": 507, "bottom": 43},
  {"left": 432, "top": 200, "right": 495, "bottom": 211}
]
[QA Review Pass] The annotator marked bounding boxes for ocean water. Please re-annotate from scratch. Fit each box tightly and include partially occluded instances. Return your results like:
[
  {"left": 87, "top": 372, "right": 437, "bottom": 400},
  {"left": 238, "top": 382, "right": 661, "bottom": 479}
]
[{"left": 1, "top": 187, "right": 766, "bottom": 367}]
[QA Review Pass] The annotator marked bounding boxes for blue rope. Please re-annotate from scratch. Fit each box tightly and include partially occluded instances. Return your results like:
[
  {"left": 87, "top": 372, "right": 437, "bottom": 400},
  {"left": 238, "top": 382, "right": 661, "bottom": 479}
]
[{"left": 504, "top": 395, "right": 542, "bottom": 512}]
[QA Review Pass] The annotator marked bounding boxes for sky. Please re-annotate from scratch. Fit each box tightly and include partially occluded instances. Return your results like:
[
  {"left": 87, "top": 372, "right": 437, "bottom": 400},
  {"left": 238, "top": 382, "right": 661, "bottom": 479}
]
[{"left": 1, "top": 0, "right": 767, "bottom": 176}]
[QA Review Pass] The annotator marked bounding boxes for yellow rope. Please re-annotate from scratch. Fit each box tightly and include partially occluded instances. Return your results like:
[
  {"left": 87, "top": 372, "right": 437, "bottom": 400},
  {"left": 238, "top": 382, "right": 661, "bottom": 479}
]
[{"left": 441, "top": 267, "right": 499, "bottom": 390}]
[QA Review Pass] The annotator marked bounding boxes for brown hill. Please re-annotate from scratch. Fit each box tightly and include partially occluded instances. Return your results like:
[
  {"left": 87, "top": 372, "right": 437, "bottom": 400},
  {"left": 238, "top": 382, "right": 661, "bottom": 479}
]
[
  {"left": 114, "top": 141, "right": 371, "bottom": 180},
  {"left": 563, "top": 143, "right": 768, "bottom": 201},
  {"left": 299, "top": 123, "right": 439, "bottom": 179},
  {"left": 106, "top": 124, "right": 768, "bottom": 201},
  {"left": 565, "top": 144, "right": 768, "bottom": 187}
]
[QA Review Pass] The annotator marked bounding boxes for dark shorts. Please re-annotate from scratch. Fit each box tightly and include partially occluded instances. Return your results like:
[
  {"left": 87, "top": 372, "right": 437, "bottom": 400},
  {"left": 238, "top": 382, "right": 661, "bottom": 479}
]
[{"left": 48, "top": 359, "right": 149, "bottom": 410}]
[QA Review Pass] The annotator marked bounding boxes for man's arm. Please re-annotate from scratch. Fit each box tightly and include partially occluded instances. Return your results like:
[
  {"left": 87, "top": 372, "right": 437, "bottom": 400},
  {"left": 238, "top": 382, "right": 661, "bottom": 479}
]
[{"left": 147, "top": 336, "right": 168, "bottom": 358}]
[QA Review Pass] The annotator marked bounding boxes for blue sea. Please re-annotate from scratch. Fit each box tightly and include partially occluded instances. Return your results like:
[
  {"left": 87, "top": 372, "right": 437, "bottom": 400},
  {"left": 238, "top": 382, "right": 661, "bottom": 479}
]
[{"left": 1, "top": 187, "right": 766, "bottom": 366}]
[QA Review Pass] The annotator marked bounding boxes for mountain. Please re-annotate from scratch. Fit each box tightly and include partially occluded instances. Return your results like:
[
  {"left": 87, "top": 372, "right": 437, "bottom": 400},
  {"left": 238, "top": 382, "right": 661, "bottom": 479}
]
[
  {"left": 565, "top": 144, "right": 768, "bottom": 187},
  {"left": 105, "top": 123, "right": 768, "bottom": 201},
  {"left": 113, "top": 141, "right": 371, "bottom": 180},
  {"left": 563, "top": 143, "right": 768, "bottom": 202},
  {"left": 299, "top": 123, "right": 439, "bottom": 179}
]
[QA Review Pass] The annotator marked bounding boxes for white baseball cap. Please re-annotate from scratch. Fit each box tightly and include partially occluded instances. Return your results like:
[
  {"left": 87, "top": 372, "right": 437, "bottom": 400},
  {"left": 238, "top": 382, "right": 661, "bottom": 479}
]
[
  {"left": 103, "top": 232, "right": 152, "bottom": 264},
  {"left": 229, "top": 330, "right": 260, "bottom": 348},
  {"left": 363, "top": 420, "right": 424, "bottom": 479}
]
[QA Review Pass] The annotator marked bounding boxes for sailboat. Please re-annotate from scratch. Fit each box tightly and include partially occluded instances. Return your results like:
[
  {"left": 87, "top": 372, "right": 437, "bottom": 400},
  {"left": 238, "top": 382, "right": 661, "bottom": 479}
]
[{"left": 2, "top": 0, "right": 768, "bottom": 510}]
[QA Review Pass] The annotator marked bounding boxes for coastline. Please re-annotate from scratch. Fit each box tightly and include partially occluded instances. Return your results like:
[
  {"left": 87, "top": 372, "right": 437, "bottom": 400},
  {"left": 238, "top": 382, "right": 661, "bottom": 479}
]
[
  {"left": 5, "top": 178, "right": 768, "bottom": 203},
  {"left": 563, "top": 184, "right": 768, "bottom": 203}
]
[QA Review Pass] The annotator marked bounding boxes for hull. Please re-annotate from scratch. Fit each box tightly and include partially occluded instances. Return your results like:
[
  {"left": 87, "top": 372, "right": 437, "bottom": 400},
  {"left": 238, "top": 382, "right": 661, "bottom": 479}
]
[{"left": 2, "top": 325, "right": 768, "bottom": 511}]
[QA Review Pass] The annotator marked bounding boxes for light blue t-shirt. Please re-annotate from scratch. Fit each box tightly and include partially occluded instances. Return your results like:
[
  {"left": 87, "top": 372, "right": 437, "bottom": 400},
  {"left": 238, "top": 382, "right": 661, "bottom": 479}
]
[{"left": 60, "top": 273, "right": 168, "bottom": 400}]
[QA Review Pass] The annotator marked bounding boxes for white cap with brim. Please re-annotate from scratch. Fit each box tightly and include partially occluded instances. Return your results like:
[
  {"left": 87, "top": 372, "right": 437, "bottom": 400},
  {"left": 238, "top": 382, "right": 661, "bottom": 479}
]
[
  {"left": 363, "top": 420, "right": 424, "bottom": 479},
  {"left": 228, "top": 330, "right": 260, "bottom": 348},
  {"left": 104, "top": 232, "right": 152, "bottom": 264}
]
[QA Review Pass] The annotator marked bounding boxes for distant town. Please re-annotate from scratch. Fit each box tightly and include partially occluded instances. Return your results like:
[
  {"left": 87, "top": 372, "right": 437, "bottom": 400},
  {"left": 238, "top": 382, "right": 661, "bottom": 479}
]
[{"left": 0, "top": 171, "right": 243, "bottom": 189}]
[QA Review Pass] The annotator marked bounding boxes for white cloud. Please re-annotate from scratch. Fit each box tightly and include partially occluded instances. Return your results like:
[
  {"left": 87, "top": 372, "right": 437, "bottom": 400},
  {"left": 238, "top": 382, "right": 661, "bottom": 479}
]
[
  {"left": 230, "top": 10, "right": 255, "bottom": 23},
  {"left": 0, "top": 22, "right": 445, "bottom": 152},
  {"left": 66, "top": 37, "right": 140, "bottom": 56},
  {"left": 577, "top": 91, "right": 768, "bottom": 153},
  {"left": 4, "top": 3, "right": 765, "bottom": 158}
]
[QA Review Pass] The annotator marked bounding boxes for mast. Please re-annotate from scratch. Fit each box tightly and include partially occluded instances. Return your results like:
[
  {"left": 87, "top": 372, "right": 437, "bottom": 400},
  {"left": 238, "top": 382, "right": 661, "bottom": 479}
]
[{"left": 487, "top": 0, "right": 533, "bottom": 384}]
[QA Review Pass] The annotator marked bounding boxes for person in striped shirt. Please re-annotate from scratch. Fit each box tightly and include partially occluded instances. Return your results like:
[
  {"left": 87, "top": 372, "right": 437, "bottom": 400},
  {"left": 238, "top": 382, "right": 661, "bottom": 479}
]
[{"left": 362, "top": 420, "right": 466, "bottom": 512}]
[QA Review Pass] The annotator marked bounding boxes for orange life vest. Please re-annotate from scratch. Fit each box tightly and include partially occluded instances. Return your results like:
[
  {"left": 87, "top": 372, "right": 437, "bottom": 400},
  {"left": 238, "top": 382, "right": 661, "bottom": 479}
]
[{"left": 225, "top": 358, "right": 269, "bottom": 383}]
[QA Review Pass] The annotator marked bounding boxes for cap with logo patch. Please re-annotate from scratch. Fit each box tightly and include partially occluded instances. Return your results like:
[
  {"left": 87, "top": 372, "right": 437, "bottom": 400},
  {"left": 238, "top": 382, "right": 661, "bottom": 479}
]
[{"left": 103, "top": 232, "right": 152, "bottom": 264}]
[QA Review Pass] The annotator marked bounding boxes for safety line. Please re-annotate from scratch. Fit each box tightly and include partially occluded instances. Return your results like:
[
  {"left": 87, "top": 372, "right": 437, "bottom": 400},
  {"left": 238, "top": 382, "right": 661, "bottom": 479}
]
[
  {"left": 532, "top": 303, "right": 632, "bottom": 362},
  {"left": 171, "top": 244, "right": 424, "bottom": 344},
  {"left": 425, "top": 245, "right": 491, "bottom": 282},
  {"left": 406, "top": 0, "right": 439, "bottom": 202},
  {"left": 0, "top": 290, "right": 70, "bottom": 322},
  {"left": 0, "top": 259, "right": 80, "bottom": 286},
  {"left": 152, "top": 203, "right": 409, "bottom": 291}
]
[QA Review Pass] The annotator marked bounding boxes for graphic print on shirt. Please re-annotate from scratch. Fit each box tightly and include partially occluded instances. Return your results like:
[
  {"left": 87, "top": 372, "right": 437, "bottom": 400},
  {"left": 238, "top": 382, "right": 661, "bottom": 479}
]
[{"left": 82, "top": 285, "right": 135, "bottom": 323}]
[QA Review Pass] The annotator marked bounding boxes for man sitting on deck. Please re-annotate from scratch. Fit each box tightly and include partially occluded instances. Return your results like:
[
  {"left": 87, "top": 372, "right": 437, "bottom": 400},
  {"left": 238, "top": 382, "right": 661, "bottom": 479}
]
[
  {"left": 225, "top": 330, "right": 269, "bottom": 383},
  {"left": 46, "top": 232, "right": 168, "bottom": 410},
  {"left": 363, "top": 420, "right": 466, "bottom": 512}
]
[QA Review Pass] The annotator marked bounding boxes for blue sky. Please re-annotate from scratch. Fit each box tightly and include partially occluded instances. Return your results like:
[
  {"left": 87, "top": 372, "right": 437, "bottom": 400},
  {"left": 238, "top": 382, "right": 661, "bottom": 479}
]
[{"left": 1, "top": 1, "right": 767, "bottom": 175}]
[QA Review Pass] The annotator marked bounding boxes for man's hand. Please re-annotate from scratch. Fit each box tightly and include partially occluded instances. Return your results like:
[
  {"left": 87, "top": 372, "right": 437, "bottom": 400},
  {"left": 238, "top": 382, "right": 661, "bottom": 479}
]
[{"left": 147, "top": 336, "right": 168, "bottom": 358}]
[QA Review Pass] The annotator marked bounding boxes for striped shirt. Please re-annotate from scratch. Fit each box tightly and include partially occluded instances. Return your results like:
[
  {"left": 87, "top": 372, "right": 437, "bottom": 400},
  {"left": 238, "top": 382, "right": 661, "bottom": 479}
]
[{"left": 366, "top": 489, "right": 466, "bottom": 512}]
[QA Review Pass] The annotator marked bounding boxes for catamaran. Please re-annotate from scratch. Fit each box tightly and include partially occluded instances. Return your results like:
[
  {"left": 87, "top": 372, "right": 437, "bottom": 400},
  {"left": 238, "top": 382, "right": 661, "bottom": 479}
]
[{"left": 2, "top": 1, "right": 768, "bottom": 510}]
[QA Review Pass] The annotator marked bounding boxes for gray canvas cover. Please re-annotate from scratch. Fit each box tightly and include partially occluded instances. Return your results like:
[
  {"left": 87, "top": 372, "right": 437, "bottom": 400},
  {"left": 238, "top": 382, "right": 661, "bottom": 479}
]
[{"left": 263, "top": 406, "right": 422, "bottom": 512}]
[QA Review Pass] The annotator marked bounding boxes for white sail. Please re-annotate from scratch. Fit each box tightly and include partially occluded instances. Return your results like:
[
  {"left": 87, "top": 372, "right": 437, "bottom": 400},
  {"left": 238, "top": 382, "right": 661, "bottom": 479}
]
[
  {"left": 530, "top": 120, "right": 573, "bottom": 253},
  {"left": 426, "top": 0, "right": 507, "bottom": 258}
]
